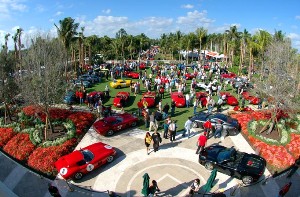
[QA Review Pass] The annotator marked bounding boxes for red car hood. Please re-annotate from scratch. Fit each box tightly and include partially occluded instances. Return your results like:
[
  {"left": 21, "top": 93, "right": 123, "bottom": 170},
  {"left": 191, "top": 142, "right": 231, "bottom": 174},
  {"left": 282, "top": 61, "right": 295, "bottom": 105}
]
[
  {"left": 143, "top": 97, "right": 155, "bottom": 107},
  {"left": 113, "top": 97, "right": 122, "bottom": 106},
  {"left": 227, "top": 96, "right": 239, "bottom": 106}
]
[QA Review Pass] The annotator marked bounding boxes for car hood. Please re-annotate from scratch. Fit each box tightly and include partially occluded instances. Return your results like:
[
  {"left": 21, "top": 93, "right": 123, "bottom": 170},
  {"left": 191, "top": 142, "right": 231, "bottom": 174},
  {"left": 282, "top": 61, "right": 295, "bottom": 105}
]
[
  {"left": 113, "top": 97, "right": 122, "bottom": 104},
  {"left": 55, "top": 151, "right": 83, "bottom": 170}
]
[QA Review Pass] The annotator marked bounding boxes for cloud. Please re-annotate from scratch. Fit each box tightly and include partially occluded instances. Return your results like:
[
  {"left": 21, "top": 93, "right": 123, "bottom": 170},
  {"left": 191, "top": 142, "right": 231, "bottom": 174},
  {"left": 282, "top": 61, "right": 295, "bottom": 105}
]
[
  {"left": 181, "top": 4, "right": 194, "bottom": 9},
  {"left": 35, "top": 5, "right": 45, "bottom": 12},
  {"left": 0, "top": 0, "right": 27, "bottom": 20},
  {"left": 176, "top": 10, "right": 214, "bottom": 25},
  {"left": 295, "top": 16, "right": 300, "bottom": 20},
  {"left": 102, "top": 9, "right": 111, "bottom": 14},
  {"left": 55, "top": 11, "right": 63, "bottom": 16},
  {"left": 10, "top": 2, "right": 27, "bottom": 11}
]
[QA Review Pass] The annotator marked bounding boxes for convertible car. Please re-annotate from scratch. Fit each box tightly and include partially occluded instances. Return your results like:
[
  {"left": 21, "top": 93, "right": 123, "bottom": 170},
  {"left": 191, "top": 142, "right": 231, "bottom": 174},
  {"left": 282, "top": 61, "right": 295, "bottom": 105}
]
[
  {"left": 110, "top": 79, "right": 132, "bottom": 89},
  {"left": 242, "top": 92, "right": 259, "bottom": 105},
  {"left": 199, "top": 145, "right": 266, "bottom": 184},
  {"left": 113, "top": 92, "right": 130, "bottom": 108},
  {"left": 141, "top": 92, "right": 156, "bottom": 108},
  {"left": 93, "top": 113, "right": 139, "bottom": 136},
  {"left": 170, "top": 92, "right": 186, "bottom": 107},
  {"left": 125, "top": 71, "right": 139, "bottom": 79},
  {"left": 55, "top": 142, "right": 116, "bottom": 180},
  {"left": 191, "top": 112, "right": 240, "bottom": 136}
]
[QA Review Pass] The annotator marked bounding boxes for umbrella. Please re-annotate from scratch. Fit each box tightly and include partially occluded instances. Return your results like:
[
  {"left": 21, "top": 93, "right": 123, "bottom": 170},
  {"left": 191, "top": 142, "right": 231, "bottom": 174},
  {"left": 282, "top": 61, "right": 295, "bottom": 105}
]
[
  {"left": 141, "top": 173, "right": 150, "bottom": 196},
  {"left": 203, "top": 169, "right": 217, "bottom": 193}
]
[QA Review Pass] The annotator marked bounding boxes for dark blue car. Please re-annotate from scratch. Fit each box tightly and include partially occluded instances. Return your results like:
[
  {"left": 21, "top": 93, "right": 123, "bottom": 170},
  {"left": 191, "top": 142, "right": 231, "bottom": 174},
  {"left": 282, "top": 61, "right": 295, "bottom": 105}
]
[{"left": 64, "top": 91, "right": 77, "bottom": 105}]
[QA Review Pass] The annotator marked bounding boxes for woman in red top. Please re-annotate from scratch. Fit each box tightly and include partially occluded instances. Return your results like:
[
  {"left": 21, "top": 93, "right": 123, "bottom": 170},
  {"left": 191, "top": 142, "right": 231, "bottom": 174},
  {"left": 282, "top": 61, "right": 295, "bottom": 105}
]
[
  {"left": 203, "top": 120, "right": 212, "bottom": 138},
  {"left": 196, "top": 132, "right": 207, "bottom": 154}
]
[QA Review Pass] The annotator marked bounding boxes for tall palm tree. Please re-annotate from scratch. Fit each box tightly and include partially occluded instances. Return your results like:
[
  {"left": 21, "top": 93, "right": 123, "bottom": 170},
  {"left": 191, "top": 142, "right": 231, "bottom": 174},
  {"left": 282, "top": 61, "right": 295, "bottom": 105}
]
[
  {"left": 54, "top": 17, "right": 79, "bottom": 79},
  {"left": 239, "top": 29, "right": 251, "bottom": 74},
  {"left": 195, "top": 27, "right": 207, "bottom": 61},
  {"left": 273, "top": 30, "right": 285, "bottom": 42},
  {"left": 115, "top": 28, "right": 128, "bottom": 62},
  {"left": 16, "top": 28, "right": 23, "bottom": 61},
  {"left": 3, "top": 33, "right": 10, "bottom": 53},
  {"left": 225, "top": 26, "right": 240, "bottom": 67}
]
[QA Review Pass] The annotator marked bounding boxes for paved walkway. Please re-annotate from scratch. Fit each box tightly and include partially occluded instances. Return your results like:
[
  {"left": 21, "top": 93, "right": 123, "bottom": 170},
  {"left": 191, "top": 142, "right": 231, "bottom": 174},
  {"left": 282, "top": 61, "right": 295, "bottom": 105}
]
[{"left": 1, "top": 125, "right": 299, "bottom": 197}]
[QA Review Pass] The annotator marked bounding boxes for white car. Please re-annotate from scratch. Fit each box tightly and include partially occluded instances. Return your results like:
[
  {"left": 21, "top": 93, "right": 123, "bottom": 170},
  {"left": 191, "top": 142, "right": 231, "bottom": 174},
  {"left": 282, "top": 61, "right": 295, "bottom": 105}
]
[{"left": 196, "top": 82, "right": 209, "bottom": 91}]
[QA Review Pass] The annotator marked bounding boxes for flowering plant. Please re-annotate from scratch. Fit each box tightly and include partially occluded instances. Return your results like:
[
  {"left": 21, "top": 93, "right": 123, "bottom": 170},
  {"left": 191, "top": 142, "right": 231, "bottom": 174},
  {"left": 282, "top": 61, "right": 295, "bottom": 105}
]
[{"left": 0, "top": 127, "right": 16, "bottom": 148}]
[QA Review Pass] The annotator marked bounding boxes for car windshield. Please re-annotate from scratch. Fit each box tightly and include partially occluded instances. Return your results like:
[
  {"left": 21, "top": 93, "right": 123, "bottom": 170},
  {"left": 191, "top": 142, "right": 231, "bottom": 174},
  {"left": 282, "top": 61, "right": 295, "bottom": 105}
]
[
  {"left": 81, "top": 150, "right": 94, "bottom": 162},
  {"left": 217, "top": 147, "right": 236, "bottom": 163}
]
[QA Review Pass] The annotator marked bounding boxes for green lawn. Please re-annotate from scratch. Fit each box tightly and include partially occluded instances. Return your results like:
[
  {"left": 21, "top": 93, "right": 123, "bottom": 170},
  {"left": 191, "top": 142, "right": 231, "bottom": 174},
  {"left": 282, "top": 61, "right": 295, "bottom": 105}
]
[{"left": 86, "top": 67, "right": 239, "bottom": 132}]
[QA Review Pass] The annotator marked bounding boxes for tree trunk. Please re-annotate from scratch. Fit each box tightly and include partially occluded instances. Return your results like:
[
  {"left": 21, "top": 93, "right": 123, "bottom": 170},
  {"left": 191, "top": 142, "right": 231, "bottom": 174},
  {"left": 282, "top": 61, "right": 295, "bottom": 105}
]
[{"left": 260, "top": 117, "right": 272, "bottom": 134}]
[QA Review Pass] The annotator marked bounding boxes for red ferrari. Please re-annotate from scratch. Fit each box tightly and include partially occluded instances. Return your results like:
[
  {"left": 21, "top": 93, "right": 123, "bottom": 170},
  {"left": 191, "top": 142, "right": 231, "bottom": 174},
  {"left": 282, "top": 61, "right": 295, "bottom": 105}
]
[
  {"left": 141, "top": 92, "right": 156, "bottom": 108},
  {"left": 242, "top": 92, "right": 259, "bottom": 105},
  {"left": 171, "top": 92, "right": 186, "bottom": 107},
  {"left": 220, "top": 92, "right": 239, "bottom": 106},
  {"left": 139, "top": 62, "right": 146, "bottom": 70},
  {"left": 221, "top": 72, "right": 237, "bottom": 79},
  {"left": 55, "top": 142, "right": 116, "bottom": 180},
  {"left": 93, "top": 113, "right": 139, "bottom": 136},
  {"left": 125, "top": 71, "right": 139, "bottom": 79},
  {"left": 185, "top": 72, "right": 197, "bottom": 80},
  {"left": 113, "top": 92, "right": 130, "bottom": 108},
  {"left": 196, "top": 92, "right": 208, "bottom": 106}
]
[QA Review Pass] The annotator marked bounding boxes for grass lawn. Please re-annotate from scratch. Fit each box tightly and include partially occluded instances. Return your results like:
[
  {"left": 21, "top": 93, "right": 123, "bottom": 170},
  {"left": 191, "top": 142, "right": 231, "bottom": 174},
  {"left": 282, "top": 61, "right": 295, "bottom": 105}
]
[{"left": 86, "top": 67, "right": 239, "bottom": 132}]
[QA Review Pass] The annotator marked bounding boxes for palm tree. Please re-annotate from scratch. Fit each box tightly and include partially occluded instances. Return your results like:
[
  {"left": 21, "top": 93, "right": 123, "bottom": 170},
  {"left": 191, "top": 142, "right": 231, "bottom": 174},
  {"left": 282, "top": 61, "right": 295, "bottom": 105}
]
[
  {"left": 239, "top": 29, "right": 251, "bottom": 75},
  {"left": 195, "top": 27, "right": 207, "bottom": 61},
  {"left": 115, "top": 28, "right": 128, "bottom": 62},
  {"left": 273, "top": 30, "right": 285, "bottom": 42},
  {"left": 3, "top": 33, "right": 10, "bottom": 53},
  {"left": 12, "top": 33, "right": 18, "bottom": 62},
  {"left": 225, "top": 26, "right": 240, "bottom": 67},
  {"left": 16, "top": 28, "right": 23, "bottom": 61},
  {"left": 54, "top": 17, "right": 79, "bottom": 79}
]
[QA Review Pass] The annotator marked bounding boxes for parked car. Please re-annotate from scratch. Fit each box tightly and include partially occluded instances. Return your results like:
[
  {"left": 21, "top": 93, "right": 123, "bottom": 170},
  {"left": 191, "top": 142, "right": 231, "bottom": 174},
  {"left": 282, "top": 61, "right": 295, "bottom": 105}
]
[
  {"left": 196, "top": 82, "right": 209, "bottom": 91},
  {"left": 139, "top": 62, "right": 146, "bottom": 70},
  {"left": 55, "top": 142, "right": 116, "bottom": 180},
  {"left": 110, "top": 79, "right": 132, "bottom": 89},
  {"left": 87, "top": 91, "right": 105, "bottom": 102},
  {"left": 80, "top": 74, "right": 100, "bottom": 83},
  {"left": 93, "top": 113, "right": 139, "bottom": 136},
  {"left": 220, "top": 92, "right": 239, "bottom": 106},
  {"left": 241, "top": 92, "right": 259, "bottom": 105},
  {"left": 185, "top": 72, "right": 197, "bottom": 80},
  {"left": 191, "top": 112, "right": 240, "bottom": 136},
  {"left": 221, "top": 72, "right": 237, "bottom": 79},
  {"left": 170, "top": 92, "right": 186, "bottom": 108},
  {"left": 64, "top": 91, "right": 77, "bottom": 104},
  {"left": 199, "top": 145, "right": 266, "bottom": 184},
  {"left": 74, "top": 79, "right": 91, "bottom": 88},
  {"left": 125, "top": 71, "right": 139, "bottom": 79},
  {"left": 141, "top": 91, "right": 156, "bottom": 108},
  {"left": 113, "top": 92, "right": 130, "bottom": 108}
]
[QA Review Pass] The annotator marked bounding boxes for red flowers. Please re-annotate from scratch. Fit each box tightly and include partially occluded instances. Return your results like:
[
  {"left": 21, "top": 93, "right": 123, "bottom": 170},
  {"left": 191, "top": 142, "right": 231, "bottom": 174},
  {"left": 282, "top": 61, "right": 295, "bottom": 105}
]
[
  {"left": 0, "top": 128, "right": 16, "bottom": 148},
  {"left": 3, "top": 133, "right": 35, "bottom": 161}
]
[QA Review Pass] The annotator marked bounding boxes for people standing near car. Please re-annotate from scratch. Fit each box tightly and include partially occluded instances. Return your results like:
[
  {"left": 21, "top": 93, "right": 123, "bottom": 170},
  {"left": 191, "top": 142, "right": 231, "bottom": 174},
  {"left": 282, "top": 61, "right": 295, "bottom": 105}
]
[
  {"left": 163, "top": 119, "right": 170, "bottom": 139},
  {"left": 214, "top": 120, "right": 223, "bottom": 138},
  {"left": 149, "top": 112, "right": 156, "bottom": 132},
  {"left": 203, "top": 119, "right": 212, "bottom": 138},
  {"left": 78, "top": 91, "right": 84, "bottom": 104},
  {"left": 144, "top": 132, "right": 152, "bottom": 155},
  {"left": 183, "top": 117, "right": 193, "bottom": 138},
  {"left": 159, "top": 86, "right": 165, "bottom": 99},
  {"left": 196, "top": 132, "right": 207, "bottom": 154},
  {"left": 171, "top": 101, "right": 176, "bottom": 117},
  {"left": 105, "top": 85, "right": 110, "bottom": 98},
  {"left": 206, "top": 96, "right": 215, "bottom": 113},
  {"left": 162, "top": 103, "right": 170, "bottom": 119},
  {"left": 168, "top": 120, "right": 177, "bottom": 142},
  {"left": 144, "top": 111, "right": 150, "bottom": 128},
  {"left": 193, "top": 98, "right": 198, "bottom": 115},
  {"left": 137, "top": 99, "right": 143, "bottom": 116},
  {"left": 188, "top": 178, "right": 200, "bottom": 197},
  {"left": 216, "top": 96, "right": 223, "bottom": 112},
  {"left": 151, "top": 129, "right": 162, "bottom": 152},
  {"left": 186, "top": 93, "right": 190, "bottom": 108},
  {"left": 158, "top": 100, "right": 162, "bottom": 113}
]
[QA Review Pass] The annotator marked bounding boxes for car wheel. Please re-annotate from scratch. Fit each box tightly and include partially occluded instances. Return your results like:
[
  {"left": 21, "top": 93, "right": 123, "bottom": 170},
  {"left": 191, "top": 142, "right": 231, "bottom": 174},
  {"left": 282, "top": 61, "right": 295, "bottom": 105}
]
[
  {"left": 74, "top": 172, "right": 83, "bottom": 180},
  {"left": 229, "top": 129, "right": 238, "bottom": 136},
  {"left": 204, "top": 162, "right": 214, "bottom": 171},
  {"left": 242, "top": 176, "right": 253, "bottom": 185},
  {"left": 131, "top": 122, "right": 137, "bottom": 127},
  {"left": 117, "top": 85, "right": 121, "bottom": 89},
  {"left": 107, "top": 155, "right": 114, "bottom": 163},
  {"left": 192, "top": 122, "right": 198, "bottom": 128},
  {"left": 107, "top": 130, "right": 114, "bottom": 136}
]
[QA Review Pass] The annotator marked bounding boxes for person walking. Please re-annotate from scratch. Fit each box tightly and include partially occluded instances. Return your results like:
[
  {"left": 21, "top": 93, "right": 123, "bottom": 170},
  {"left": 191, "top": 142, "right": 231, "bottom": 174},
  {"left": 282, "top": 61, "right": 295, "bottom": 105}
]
[
  {"left": 185, "top": 93, "right": 190, "bottom": 108},
  {"left": 163, "top": 119, "right": 169, "bottom": 139},
  {"left": 148, "top": 180, "right": 160, "bottom": 197},
  {"left": 171, "top": 101, "right": 176, "bottom": 117},
  {"left": 144, "top": 132, "right": 152, "bottom": 155},
  {"left": 188, "top": 178, "right": 200, "bottom": 197},
  {"left": 168, "top": 120, "right": 177, "bottom": 142},
  {"left": 183, "top": 117, "right": 193, "bottom": 138},
  {"left": 214, "top": 120, "right": 223, "bottom": 138},
  {"left": 151, "top": 129, "right": 162, "bottom": 152},
  {"left": 196, "top": 132, "right": 207, "bottom": 154},
  {"left": 149, "top": 112, "right": 156, "bottom": 132},
  {"left": 203, "top": 119, "right": 212, "bottom": 138},
  {"left": 144, "top": 111, "right": 150, "bottom": 128}
]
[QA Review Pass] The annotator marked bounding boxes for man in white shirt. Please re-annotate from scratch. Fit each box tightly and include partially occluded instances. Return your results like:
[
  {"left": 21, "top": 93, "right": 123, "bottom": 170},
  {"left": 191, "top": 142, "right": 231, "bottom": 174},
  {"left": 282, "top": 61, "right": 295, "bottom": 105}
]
[
  {"left": 183, "top": 117, "right": 193, "bottom": 138},
  {"left": 185, "top": 93, "right": 190, "bottom": 108}
]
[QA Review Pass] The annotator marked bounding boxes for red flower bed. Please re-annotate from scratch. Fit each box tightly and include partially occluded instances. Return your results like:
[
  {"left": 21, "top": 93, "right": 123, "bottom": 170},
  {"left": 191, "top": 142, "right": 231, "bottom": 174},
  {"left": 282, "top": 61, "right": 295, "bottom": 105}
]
[
  {"left": 22, "top": 105, "right": 42, "bottom": 116},
  {"left": 68, "top": 112, "right": 95, "bottom": 134},
  {"left": 3, "top": 133, "right": 35, "bottom": 161},
  {"left": 286, "top": 134, "right": 300, "bottom": 158},
  {"left": 0, "top": 128, "right": 16, "bottom": 148},
  {"left": 28, "top": 138, "right": 77, "bottom": 174}
]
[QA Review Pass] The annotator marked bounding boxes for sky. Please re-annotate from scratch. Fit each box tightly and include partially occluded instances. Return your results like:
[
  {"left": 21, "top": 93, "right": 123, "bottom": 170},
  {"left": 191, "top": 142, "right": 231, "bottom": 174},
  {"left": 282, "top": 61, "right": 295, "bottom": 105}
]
[{"left": 0, "top": 0, "right": 300, "bottom": 51}]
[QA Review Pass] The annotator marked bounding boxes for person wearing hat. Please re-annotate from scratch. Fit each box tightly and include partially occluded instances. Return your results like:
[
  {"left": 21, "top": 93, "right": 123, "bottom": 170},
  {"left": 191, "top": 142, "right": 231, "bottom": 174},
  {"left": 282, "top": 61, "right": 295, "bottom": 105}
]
[
  {"left": 214, "top": 120, "right": 223, "bottom": 138},
  {"left": 196, "top": 132, "right": 208, "bottom": 154}
]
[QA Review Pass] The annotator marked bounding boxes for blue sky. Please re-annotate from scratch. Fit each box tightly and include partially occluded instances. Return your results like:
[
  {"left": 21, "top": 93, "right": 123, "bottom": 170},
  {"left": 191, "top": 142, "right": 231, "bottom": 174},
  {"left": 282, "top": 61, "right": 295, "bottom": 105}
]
[{"left": 0, "top": 0, "right": 300, "bottom": 51}]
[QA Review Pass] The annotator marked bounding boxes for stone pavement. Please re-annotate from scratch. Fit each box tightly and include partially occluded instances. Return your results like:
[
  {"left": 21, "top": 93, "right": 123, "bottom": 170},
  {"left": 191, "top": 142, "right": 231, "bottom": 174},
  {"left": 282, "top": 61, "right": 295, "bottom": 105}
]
[{"left": 0, "top": 126, "right": 299, "bottom": 196}]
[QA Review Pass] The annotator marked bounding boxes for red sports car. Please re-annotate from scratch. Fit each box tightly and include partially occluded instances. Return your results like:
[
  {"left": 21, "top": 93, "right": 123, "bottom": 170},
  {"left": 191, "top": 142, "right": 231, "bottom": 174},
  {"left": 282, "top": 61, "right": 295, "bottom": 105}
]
[
  {"left": 221, "top": 72, "right": 237, "bottom": 79},
  {"left": 141, "top": 92, "right": 156, "bottom": 108},
  {"left": 171, "top": 92, "right": 186, "bottom": 107},
  {"left": 139, "top": 62, "right": 146, "bottom": 70},
  {"left": 203, "top": 65, "right": 210, "bottom": 71},
  {"left": 220, "top": 92, "right": 239, "bottom": 106},
  {"left": 93, "top": 113, "right": 139, "bottom": 136},
  {"left": 55, "top": 142, "right": 116, "bottom": 180},
  {"left": 86, "top": 91, "right": 105, "bottom": 101},
  {"left": 185, "top": 72, "right": 197, "bottom": 80},
  {"left": 196, "top": 92, "right": 208, "bottom": 106},
  {"left": 242, "top": 92, "right": 259, "bottom": 105},
  {"left": 113, "top": 92, "right": 130, "bottom": 108},
  {"left": 125, "top": 71, "right": 139, "bottom": 79}
]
